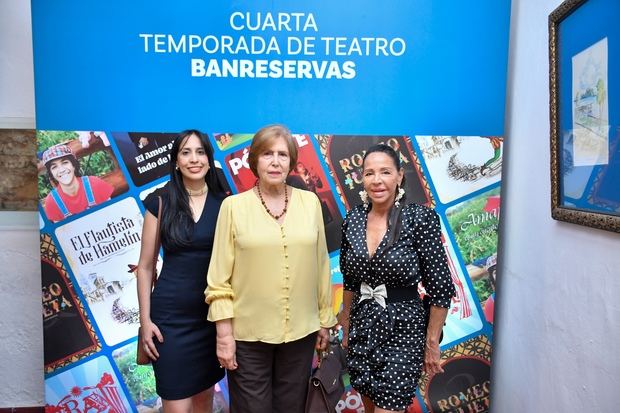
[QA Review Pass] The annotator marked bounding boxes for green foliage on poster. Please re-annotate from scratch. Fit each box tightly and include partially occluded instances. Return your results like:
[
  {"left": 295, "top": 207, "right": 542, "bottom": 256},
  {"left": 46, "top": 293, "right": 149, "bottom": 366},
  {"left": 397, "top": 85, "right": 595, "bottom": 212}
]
[
  {"left": 447, "top": 187, "right": 500, "bottom": 265},
  {"left": 36, "top": 130, "right": 115, "bottom": 198},
  {"left": 115, "top": 348, "right": 158, "bottom": 404}
]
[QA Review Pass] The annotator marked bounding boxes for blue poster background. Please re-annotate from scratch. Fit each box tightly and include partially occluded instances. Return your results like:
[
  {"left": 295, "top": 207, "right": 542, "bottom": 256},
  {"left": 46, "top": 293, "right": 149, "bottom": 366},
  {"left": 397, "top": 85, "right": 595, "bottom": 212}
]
[
  {"left": 33, "top": 1, "right": 510, "bottom": 412},
  {"left": 32, "top": 0, "right": 510, "bottom": 135}
]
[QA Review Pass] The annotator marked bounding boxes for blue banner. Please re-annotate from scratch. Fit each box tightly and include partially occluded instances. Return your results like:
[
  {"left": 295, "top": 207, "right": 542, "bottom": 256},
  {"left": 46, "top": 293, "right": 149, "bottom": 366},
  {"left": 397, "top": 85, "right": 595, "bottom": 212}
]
[{"left": 32, "top": 0, "right": 510, "bottom": 135}]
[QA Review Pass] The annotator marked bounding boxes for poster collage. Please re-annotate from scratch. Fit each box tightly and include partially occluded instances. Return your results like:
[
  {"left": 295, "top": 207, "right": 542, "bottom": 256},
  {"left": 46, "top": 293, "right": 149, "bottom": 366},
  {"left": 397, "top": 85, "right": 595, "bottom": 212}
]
[{"left": 39, "top": 130, "right": 503, "bottom": 413}]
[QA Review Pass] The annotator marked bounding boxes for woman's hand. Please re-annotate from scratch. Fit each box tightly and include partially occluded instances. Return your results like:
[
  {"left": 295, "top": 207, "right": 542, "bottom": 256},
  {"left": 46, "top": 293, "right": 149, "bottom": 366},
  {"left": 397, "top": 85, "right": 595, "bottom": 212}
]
[
  {"left": 140, "top": 319, "right": 163, "bottom": 361},
  {"left": 423, "top": 340, "right": 444, "bottom": 375},
  {"left": 216, "top": 334, "right": 238, "bottom": 370},
  {"left": 424, "top": 304, "right": 448, "bottom": 375},
  {"left": 315, "top": 327, "right": 330, "bottom": 351},
  {"left": 215, "top": 319, "right": 237, "bottom": 370}
]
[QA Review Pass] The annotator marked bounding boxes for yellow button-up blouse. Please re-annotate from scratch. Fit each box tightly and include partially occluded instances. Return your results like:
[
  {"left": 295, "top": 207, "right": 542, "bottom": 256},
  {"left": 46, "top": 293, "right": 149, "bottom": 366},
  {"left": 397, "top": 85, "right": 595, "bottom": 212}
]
[{"left": 205, "top": 188, "right": 337, "bottom": 343}]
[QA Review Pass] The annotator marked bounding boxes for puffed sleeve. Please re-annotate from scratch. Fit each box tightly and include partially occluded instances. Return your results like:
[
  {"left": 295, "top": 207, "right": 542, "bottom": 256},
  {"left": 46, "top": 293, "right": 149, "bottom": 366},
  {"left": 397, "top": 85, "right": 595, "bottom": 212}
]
[
  {"left": 205, "top": 196, "right": 235, "bottom": 321},
  {"left": 340, "top": 210, "right": 360, "bottom": 293},
  {"left": 315, "top": 196, "right": 337, "bottom": 328},
  {"left": 413, "top": 206, "right": 455, "bottom": 308}
]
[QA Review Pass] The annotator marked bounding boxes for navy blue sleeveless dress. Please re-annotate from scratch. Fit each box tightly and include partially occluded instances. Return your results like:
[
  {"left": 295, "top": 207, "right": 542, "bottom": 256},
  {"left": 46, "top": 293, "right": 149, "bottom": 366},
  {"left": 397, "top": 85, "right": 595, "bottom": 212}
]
[{"left": 146, "top": 193, "right": 225, "bottom": 400}]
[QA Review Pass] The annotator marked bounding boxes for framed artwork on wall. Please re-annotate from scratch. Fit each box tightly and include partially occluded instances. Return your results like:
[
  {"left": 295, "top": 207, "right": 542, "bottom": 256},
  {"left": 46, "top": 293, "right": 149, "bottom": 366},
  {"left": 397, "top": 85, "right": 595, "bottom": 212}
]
[{"left": 549, "top": 0, "right": 620, "bottom": 233}]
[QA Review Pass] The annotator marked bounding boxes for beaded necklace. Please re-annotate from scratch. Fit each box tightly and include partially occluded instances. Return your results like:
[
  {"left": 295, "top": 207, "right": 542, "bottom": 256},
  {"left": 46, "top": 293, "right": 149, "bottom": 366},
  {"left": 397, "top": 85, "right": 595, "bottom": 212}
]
[{"left": 255, "top": 181, "right": 288, "bottom": 220}]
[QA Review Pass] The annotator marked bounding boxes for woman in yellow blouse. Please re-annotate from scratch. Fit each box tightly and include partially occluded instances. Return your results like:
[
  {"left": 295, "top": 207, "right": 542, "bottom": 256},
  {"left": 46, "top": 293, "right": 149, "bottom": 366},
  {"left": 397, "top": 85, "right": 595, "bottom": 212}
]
[{"left": 205, "top": 124, "right": 337, "bottom": 413}]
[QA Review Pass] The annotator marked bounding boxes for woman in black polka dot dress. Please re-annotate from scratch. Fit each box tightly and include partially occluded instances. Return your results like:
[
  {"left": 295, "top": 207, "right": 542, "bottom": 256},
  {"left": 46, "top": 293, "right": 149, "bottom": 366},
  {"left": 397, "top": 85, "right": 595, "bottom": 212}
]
[{"left": 339, "top": 144, "right": 455, "bottom": 413}]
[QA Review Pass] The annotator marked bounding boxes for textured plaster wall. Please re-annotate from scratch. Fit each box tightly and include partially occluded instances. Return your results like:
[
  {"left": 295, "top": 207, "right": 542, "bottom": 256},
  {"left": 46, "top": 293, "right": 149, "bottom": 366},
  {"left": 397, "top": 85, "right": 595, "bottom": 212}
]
[
  {"left": 0, "top": 226, "right": 44, "bottom": 407},
  {"left": 0, "top": 130, "right": 38, "bottom": 210},
  {"left": 491, "top": 0, "right": 620, "bottom": 411}
]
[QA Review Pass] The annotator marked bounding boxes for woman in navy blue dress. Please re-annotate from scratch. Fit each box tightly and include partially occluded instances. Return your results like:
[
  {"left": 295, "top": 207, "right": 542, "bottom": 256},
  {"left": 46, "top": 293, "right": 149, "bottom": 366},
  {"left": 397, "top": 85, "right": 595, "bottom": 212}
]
[{"left": 137, "top": 130, "right": 227, "bottom": 412}]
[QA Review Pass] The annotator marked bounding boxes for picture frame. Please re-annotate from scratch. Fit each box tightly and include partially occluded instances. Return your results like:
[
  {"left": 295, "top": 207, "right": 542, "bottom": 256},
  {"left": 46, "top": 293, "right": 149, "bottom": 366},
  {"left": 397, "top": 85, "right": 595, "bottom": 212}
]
[{"left": 549, "top": 0, "right": 620, "bottom": 233}]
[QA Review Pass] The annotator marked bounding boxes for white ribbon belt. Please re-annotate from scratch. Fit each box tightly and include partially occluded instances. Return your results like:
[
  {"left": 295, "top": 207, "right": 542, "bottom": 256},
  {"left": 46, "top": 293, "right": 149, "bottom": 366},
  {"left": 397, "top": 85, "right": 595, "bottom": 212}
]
[{"left": 359, "top": 282, "right": 388, "bottom": 309}]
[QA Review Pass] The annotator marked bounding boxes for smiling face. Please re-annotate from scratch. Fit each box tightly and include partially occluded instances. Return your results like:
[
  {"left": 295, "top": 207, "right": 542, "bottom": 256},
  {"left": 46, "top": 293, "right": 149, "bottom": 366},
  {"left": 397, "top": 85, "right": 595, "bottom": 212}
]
[
  {"left": 362, "top": 151, "right": 404, "bottom": 208},
  {"left": 256, "top": 136, "right": 291, "bottom": 187},
  {"left": 48, "top": 157, "right": 77, "bottom": 187},
  {"left": 176, "top": 133, "right": 210, "bottom": 183}
]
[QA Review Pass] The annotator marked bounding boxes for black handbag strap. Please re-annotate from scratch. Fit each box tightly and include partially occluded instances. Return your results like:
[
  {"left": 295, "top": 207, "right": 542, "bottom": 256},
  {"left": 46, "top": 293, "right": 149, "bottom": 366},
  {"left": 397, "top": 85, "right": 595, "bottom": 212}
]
[{"left": 150, "top": 196, "right": 162, "bottom": 290}]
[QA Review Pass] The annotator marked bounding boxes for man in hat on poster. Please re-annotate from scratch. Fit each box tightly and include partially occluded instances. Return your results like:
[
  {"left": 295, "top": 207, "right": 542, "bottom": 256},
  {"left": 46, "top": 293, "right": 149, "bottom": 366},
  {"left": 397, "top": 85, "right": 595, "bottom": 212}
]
[{"left": 41, "top": 144, "right": 114, "bottom": 222}]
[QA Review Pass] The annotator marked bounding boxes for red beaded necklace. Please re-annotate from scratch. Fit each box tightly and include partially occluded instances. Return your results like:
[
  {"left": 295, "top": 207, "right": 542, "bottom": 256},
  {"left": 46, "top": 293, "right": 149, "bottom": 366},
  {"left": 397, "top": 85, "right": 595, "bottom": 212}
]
[{"left": 255, "top": 181, "right": 289, "bottom": 220}]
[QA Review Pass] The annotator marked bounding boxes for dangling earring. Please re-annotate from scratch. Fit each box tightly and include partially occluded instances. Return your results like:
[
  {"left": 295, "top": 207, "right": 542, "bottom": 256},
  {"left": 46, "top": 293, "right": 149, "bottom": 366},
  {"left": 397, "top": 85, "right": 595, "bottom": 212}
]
[
  {"left": 359, "top": 190, "right": 369, "bottom": 209},
  {"left": 395, "top": 185, "right": 405, "bottom": 207},
  {"left": 175, "top": 165, "right": 179, "bottom": 171}
]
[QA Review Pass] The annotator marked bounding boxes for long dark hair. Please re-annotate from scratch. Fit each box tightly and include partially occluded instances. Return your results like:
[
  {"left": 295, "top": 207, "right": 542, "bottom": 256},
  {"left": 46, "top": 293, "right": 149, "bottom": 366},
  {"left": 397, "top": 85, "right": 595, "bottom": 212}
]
[{"left": 160, "top": 130, "right": 226, "bottom": 250}]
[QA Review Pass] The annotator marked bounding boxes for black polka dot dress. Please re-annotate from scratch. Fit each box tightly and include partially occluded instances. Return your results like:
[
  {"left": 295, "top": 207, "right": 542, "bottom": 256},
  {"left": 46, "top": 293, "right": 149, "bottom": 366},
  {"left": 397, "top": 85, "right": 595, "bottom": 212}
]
[{"left": 340, "top": 203, "right": 455, "bottom": 411}]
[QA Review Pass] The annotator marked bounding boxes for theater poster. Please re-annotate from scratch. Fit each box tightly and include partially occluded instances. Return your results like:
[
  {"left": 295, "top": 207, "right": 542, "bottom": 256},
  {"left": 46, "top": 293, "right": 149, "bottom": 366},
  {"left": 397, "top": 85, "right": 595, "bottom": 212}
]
[{"left": 32, "top": 1, "right": 511, "bottom": 412}]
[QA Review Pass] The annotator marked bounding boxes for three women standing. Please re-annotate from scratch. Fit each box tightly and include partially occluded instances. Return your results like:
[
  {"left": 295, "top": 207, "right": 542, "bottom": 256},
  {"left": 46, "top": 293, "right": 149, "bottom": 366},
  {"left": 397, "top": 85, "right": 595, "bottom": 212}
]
[
  {"left": 137, "top": 130, "right": 227, "bottom": 413},
  {"left": 137, "top": 129, "right": 451, "bottom": 413}
]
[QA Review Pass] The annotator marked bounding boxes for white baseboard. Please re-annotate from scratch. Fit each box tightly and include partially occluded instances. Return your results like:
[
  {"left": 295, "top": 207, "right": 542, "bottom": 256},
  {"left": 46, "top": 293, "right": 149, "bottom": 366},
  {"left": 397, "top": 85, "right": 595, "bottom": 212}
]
[
  {"left": 0, "top": 116, "right": 35, "bottom": 129},
  {"left": 0, "top": 211, "right": 39, "bottom": 230}
]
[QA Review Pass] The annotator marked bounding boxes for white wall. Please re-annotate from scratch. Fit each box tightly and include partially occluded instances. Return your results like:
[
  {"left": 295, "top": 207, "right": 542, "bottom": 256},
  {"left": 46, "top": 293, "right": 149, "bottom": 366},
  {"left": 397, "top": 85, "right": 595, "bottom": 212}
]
[
  {"left": 0, "top": 0, "right": 43, "bottom": 407},
  {"left": 0, "top": 218, "right": 44, "bottom": 407},
  {"left": 491, "top": 0, "right": 620, "bottom": 412},
  {"left": 0, "top": 0, "right": 35, "bottom": 129}
]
